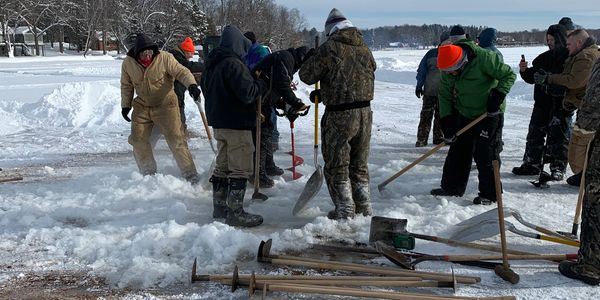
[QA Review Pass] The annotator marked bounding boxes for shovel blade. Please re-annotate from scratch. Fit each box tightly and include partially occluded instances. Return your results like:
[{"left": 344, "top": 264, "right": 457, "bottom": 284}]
[
  {"left": 292, "top": 166, "right": 324, "bottom": 216},
  {"left": 200, "top": 158, "right": 216, "bottom": 191},
  {"left": 455, "top": 207, "right": 515, "bottom": 227},
  {"left": 451, "top": 218, "right": 500, "bottom": 242}
]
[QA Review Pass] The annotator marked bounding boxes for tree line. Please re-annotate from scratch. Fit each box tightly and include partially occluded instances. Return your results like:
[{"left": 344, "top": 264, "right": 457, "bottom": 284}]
[{"left": 0, "top": 0, "right": 306, "bottom": 57}]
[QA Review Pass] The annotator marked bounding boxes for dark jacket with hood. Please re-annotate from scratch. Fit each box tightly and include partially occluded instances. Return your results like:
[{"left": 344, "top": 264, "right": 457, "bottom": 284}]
[
  {"left": 416, "top": 48, "right": 441, "bottom": 97},
  {"left": 169, "top": 45, "right": 204, "bottom": 105},
  {"left": 547, "top": 36, "right": 600, "bottom": 110},
  {"left": 201, "top": 25, "right": 265, "bottom": 129},
  {"left": 478, "top": 28, "right": 503, "bottom": 62},
  {"left": 299, "top": 27, "right": 376, "bottom": 106},
  {"left": 520, "top": 24, "right": 570, "bottom": 107},
  {"left": 253, "top": 48, "right": 306, "bottom": 114},
  {"left": 121, "top": 34, "right": 196, "bottom": 108}
]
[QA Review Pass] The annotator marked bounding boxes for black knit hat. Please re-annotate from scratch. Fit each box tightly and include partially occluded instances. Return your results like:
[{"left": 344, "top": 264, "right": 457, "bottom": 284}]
[
  {"left": 449, "top": 25, "right": 466, "bottom": 41},
  {"left": 559, "top": 17, "right": 575, "bottom": 31}
]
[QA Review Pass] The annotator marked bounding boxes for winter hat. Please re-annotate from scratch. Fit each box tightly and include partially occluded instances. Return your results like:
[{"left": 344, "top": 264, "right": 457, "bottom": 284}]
[
  {"left": 449, "top": 25, "right": 466, "bottom": 41},
  {"left": 547, "top": 24, "right": 568, "bottom": 49},
  {"left": 439, "top": 31, "right": 450, "bottom": 44},
  {"left": 477, "top": 28, "right": 498, "bottom": 48},
  {"left": 325, "top": 8, "right": 347, "bottom": 36},
  {"left": 180, "top": 37, "right": 195, "bottom": 52},
  {"left": 437, "top": 44, "right": 468, "bottom": 71},
  {"left": 244, "top": 31, "right": 257, "bottom": 44},
  {"left": 559, "top": 17, "right": 575, "bottom": 31}
]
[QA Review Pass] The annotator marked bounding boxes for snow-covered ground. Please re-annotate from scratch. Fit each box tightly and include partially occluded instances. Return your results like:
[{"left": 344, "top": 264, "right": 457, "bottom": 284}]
[{"left": 0, "top": 46, "right": 597, "bottom": 299}]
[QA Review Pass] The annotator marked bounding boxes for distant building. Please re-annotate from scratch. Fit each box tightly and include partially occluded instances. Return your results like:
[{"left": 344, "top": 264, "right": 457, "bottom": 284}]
[{"left": 0, "top": 24, "right": 47, "bottom": 56}]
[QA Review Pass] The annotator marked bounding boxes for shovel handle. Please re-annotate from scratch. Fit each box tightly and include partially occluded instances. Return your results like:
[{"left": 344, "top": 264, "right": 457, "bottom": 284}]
[
  {"left": 493, "top": 160, "right": 510, "bottom": 269},
  {"left": 378, "top": 113, "right": 487, "bottom": 192},
  {"left": 573, "top": 137, "right": 593, "bottom": 235}
]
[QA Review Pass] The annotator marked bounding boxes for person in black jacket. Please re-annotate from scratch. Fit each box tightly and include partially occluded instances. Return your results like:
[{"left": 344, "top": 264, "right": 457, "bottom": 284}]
[
  {"left": 513, "top": 24, "right": 572, "bottom": 183},
  {"left": 169, "top": 37, "right": 204, "bottom": 132},
  {"left": 200, "top": 25, "right": 266, "bottom": 227},
  {"left": 251, "top": 47, "right": 309, "bottom": 186}
]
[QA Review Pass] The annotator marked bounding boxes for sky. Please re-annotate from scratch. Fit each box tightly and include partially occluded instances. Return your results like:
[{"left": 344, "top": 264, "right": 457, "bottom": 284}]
[{"left": 274, "top": 0, "right": 599, "bottom": 32}]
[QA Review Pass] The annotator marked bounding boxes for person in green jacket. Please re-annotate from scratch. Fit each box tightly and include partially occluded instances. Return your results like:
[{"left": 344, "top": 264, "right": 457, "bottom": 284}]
[{"left": 430, "top": 41, "right": 516, "bottom": 205}]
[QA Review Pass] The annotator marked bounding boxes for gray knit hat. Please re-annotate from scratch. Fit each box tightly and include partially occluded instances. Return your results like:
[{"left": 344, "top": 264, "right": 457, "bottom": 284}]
[
  {"left": 325, "top": 8, "right": 347, "bottom": 36},
  {"left": 449, "top": 25, "right": 466, "bottom": 41}
]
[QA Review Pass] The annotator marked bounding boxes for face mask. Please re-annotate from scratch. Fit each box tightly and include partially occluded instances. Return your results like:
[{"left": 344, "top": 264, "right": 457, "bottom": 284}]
[{"left": 137, "top": 49, "right": 154, "bottom": 67}]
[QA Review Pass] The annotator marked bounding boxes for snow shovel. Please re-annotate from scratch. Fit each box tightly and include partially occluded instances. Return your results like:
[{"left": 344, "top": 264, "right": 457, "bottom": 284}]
[
  {"left": 451, "top": 217, "right": 580, "bottom": 247},
  {"left": 377, "top": 113, "right": 488, "bottom": 193},
  {"left": 292, "top": 36, "right": 324, "bottom": 216},
  {"left": 455, "top": 207, "right": 579, "bottom": 242}
]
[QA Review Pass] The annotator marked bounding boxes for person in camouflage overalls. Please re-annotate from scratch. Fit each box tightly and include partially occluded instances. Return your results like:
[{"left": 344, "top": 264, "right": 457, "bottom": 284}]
[
  {"left": 299, "top": 8, "right": 376, "bottom": 219},
  {"left": 414, "top": 31, "right": 450, "bottom": 147},
  {"left": 559, "top": 57, "right": 600, "bottom": 286}
]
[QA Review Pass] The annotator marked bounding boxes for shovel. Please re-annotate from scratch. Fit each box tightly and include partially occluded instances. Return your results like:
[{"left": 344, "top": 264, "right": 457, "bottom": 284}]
[
  {"left": 292, "top": 36, "right": 324, "bottom": 216},
  {"left": 451, "top": 218, "right": 580, "bottom": 247},
  {"left": 194, "top": 98, "right": 218, "bottom": 191},
  {"left": 455, "top": 207, "right": 579, "bottom": 242}
]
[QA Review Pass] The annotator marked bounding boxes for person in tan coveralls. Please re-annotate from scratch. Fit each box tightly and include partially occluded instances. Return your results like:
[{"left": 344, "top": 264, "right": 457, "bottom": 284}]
[{"left": 121, "top": 33, "right": 202, "bottom": 184}]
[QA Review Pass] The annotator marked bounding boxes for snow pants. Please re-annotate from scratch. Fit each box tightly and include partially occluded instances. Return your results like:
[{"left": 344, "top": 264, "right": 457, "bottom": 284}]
[
  {"left": 128, "top": 97, "right": 197, "bottom": 178},
  {"left": 440, "top": 113, "right": 504, "bottom": 200},
  {"left": 522, "top": 99, "right": 572, "bottom": 172},
  {"left": 213, "top": 128, "right": 254, "bottom": 179},
  {"left": 577, "top": 136, "right": 600, "bottom": 279},
  {"left": 417, "top": 95, "right": 443, "bottom": 145},
  {"left": 322, "top": 106, "right": 372, "bottom": 217}
]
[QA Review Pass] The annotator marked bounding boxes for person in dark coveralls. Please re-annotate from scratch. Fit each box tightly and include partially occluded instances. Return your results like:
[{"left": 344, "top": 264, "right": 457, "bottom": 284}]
[
  {"left": 430, "top": 39, "right": 516, "bottom": 205},
  {"left": 299, "top": 8, "right": 376, "bottom": 219},
  {"left": 414, "top": 31, "right": 450, "bottom": 147},
  {"left": 201, "top": 25, "right": 266, "bottom": 227},
  {"left": 512, "top": 24, "right": 572, "bottom": 183}
]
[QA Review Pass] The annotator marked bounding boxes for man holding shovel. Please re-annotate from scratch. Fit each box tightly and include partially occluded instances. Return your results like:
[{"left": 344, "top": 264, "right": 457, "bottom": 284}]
[
  {"left": 431, "top": 39, "right": 515, "bottom": 205},
  {"left": 299, "top": 8, "right": 376, "bottom": 219},
  {"left": 558, "top": 56, "right": 600, "bottom": 286},
  {"left": 201, "top": 25, "right": 266, "bottom": 227}
]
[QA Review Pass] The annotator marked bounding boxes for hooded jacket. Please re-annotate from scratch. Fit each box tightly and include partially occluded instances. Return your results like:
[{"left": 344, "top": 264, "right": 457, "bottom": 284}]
[
  {"left": 299, "top": 27, "right": 376, "bottom": 106},
  {"left": 169, "top": 45, "right": 204, "bottom": 104},
  {"left": 416, "top": 48, "right": 441, "bottom": 97},
  {"left": 121, "top": 34, "right": 196, "bottom": 108},
  {"left": 438, "top": 39, "right": 516, "bottom": 119},
  {"left": 547, "top": 37, "right": 600, "bottom": 110},
  {"left": 253, "top": 48, "right": 306, "bottom": 112},
  {"left": 520, "top": 24, "right": 570, "bottom": 106},
  {"left": 201, "top": 25, "right": 265, "bottom": 129},
  {"left": 478, "top": 28, "right": 503, "bottom": 62}
]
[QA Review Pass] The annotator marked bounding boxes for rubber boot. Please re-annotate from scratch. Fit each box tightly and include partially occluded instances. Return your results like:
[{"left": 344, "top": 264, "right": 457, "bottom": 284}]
[
  {"left": 326, "top": 181, "right": 356, "bottom": 220},
  {"left": 210, "top": 176, "right": 228, "bottom": 218},
  {"left": 265, "top": 153, "right": 284, "bottom": 176},
  {"left": 352, "top": 182, "right": 373, "bottom": 216},
  {"left": 225, "top": 178, "right": 263, "bottom": 227}
]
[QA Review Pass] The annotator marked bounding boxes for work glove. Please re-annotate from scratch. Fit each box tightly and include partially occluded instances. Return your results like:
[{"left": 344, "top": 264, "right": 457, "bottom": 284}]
[
  {"left": 440, "top": 114, "right": 458, "bottom": 145},
  {"left": 415, "top": 87, "right": 423, "bottom": 99},
  {"left": 188, "top": 84, "right": 201, "bottom": 101},
  {"left": 533, "top": 69, "right": 550, "bottom": 85},
  {"left": 121, "top": 107, "right": 131, "bottom": 122},
  {"left": 309, "top": 89, "right": 321, "bottom": 103},
  {"left": 487, "top": 88, "right": 506, "bottom": 114}
]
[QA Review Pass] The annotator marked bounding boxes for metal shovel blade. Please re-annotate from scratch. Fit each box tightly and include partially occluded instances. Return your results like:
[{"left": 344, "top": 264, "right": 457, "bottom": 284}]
[
  {"left": 455, "top": 207, "right": 514, "bottom": 227},
  {"left": 450, "top": 218, "right": 500, "bottom": 242},
  {"left": 292, "top": 165, "right": 324, "bottom": 216},
  {"left": 200, "top": 158, "right": 216, "bottom": 191}
]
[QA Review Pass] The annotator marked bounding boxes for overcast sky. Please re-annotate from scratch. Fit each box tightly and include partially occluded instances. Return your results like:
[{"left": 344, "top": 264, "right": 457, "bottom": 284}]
[{"left": 274, "top": 0, "right": 599, "bottom": 32}]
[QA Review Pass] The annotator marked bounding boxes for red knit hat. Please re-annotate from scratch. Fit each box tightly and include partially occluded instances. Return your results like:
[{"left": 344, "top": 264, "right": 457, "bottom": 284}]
[
  {"left": 180, "top": 37, "right": 195, "bottom": 52},
  {"left": 437, "top": 44, "right": 466, "bottom": 71}
]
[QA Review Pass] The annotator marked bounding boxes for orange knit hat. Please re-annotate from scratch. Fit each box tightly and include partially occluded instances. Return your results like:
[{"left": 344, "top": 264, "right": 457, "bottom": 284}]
[
  {"left": 180, "top": 37, "right": 195, "bottom": 52},
  {"left": 437, "top": 44, "right": 466, "bottom": 71}
]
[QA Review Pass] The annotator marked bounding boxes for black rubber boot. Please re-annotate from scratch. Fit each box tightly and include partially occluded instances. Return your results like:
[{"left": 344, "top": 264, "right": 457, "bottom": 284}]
[
  {"left": 225, "top": 178, "right": 263, "bottom": 227},
  {"left": 352, "top": 182, "right": 372, "bottom": 216},
  {"left": 210, "top": 176, "right": 228, "bottom": 218}
]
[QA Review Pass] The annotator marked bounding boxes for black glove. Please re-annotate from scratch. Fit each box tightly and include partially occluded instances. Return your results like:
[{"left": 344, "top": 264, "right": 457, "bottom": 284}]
[
  {"left": 415, "top": 87, "right": 423, "bottom": 99},
  {"left": 440, "top": 114, "right": 458, "bottom": 144},
  {"left": 309, "top": 89, "right": 321, "bottom": 103},
  {"left": 121, "top": 107, "right": 131, "bottom": 122},
  {"left": 534, "top": 69, "right": 549, "bottom": 85},
  {"left": 487, "top": 88, "right": 506, "bottom": 114},
  {"left": 188, "top": 84, "right": 201, "bottom": 101}
]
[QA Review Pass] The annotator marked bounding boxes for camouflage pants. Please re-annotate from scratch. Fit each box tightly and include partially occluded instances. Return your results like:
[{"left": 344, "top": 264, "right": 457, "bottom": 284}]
[
  {"left": 577, "top": 136, "right": 600, "bottom": 278},
  {"left": 522, "top": 99, "right": 572, "bottom": 172},
  {"left": 322, "top": 107, "right": 372, "bottom": 218},
  {"left": 417, "top": 95, "right": 443, "bottom": 144}
]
